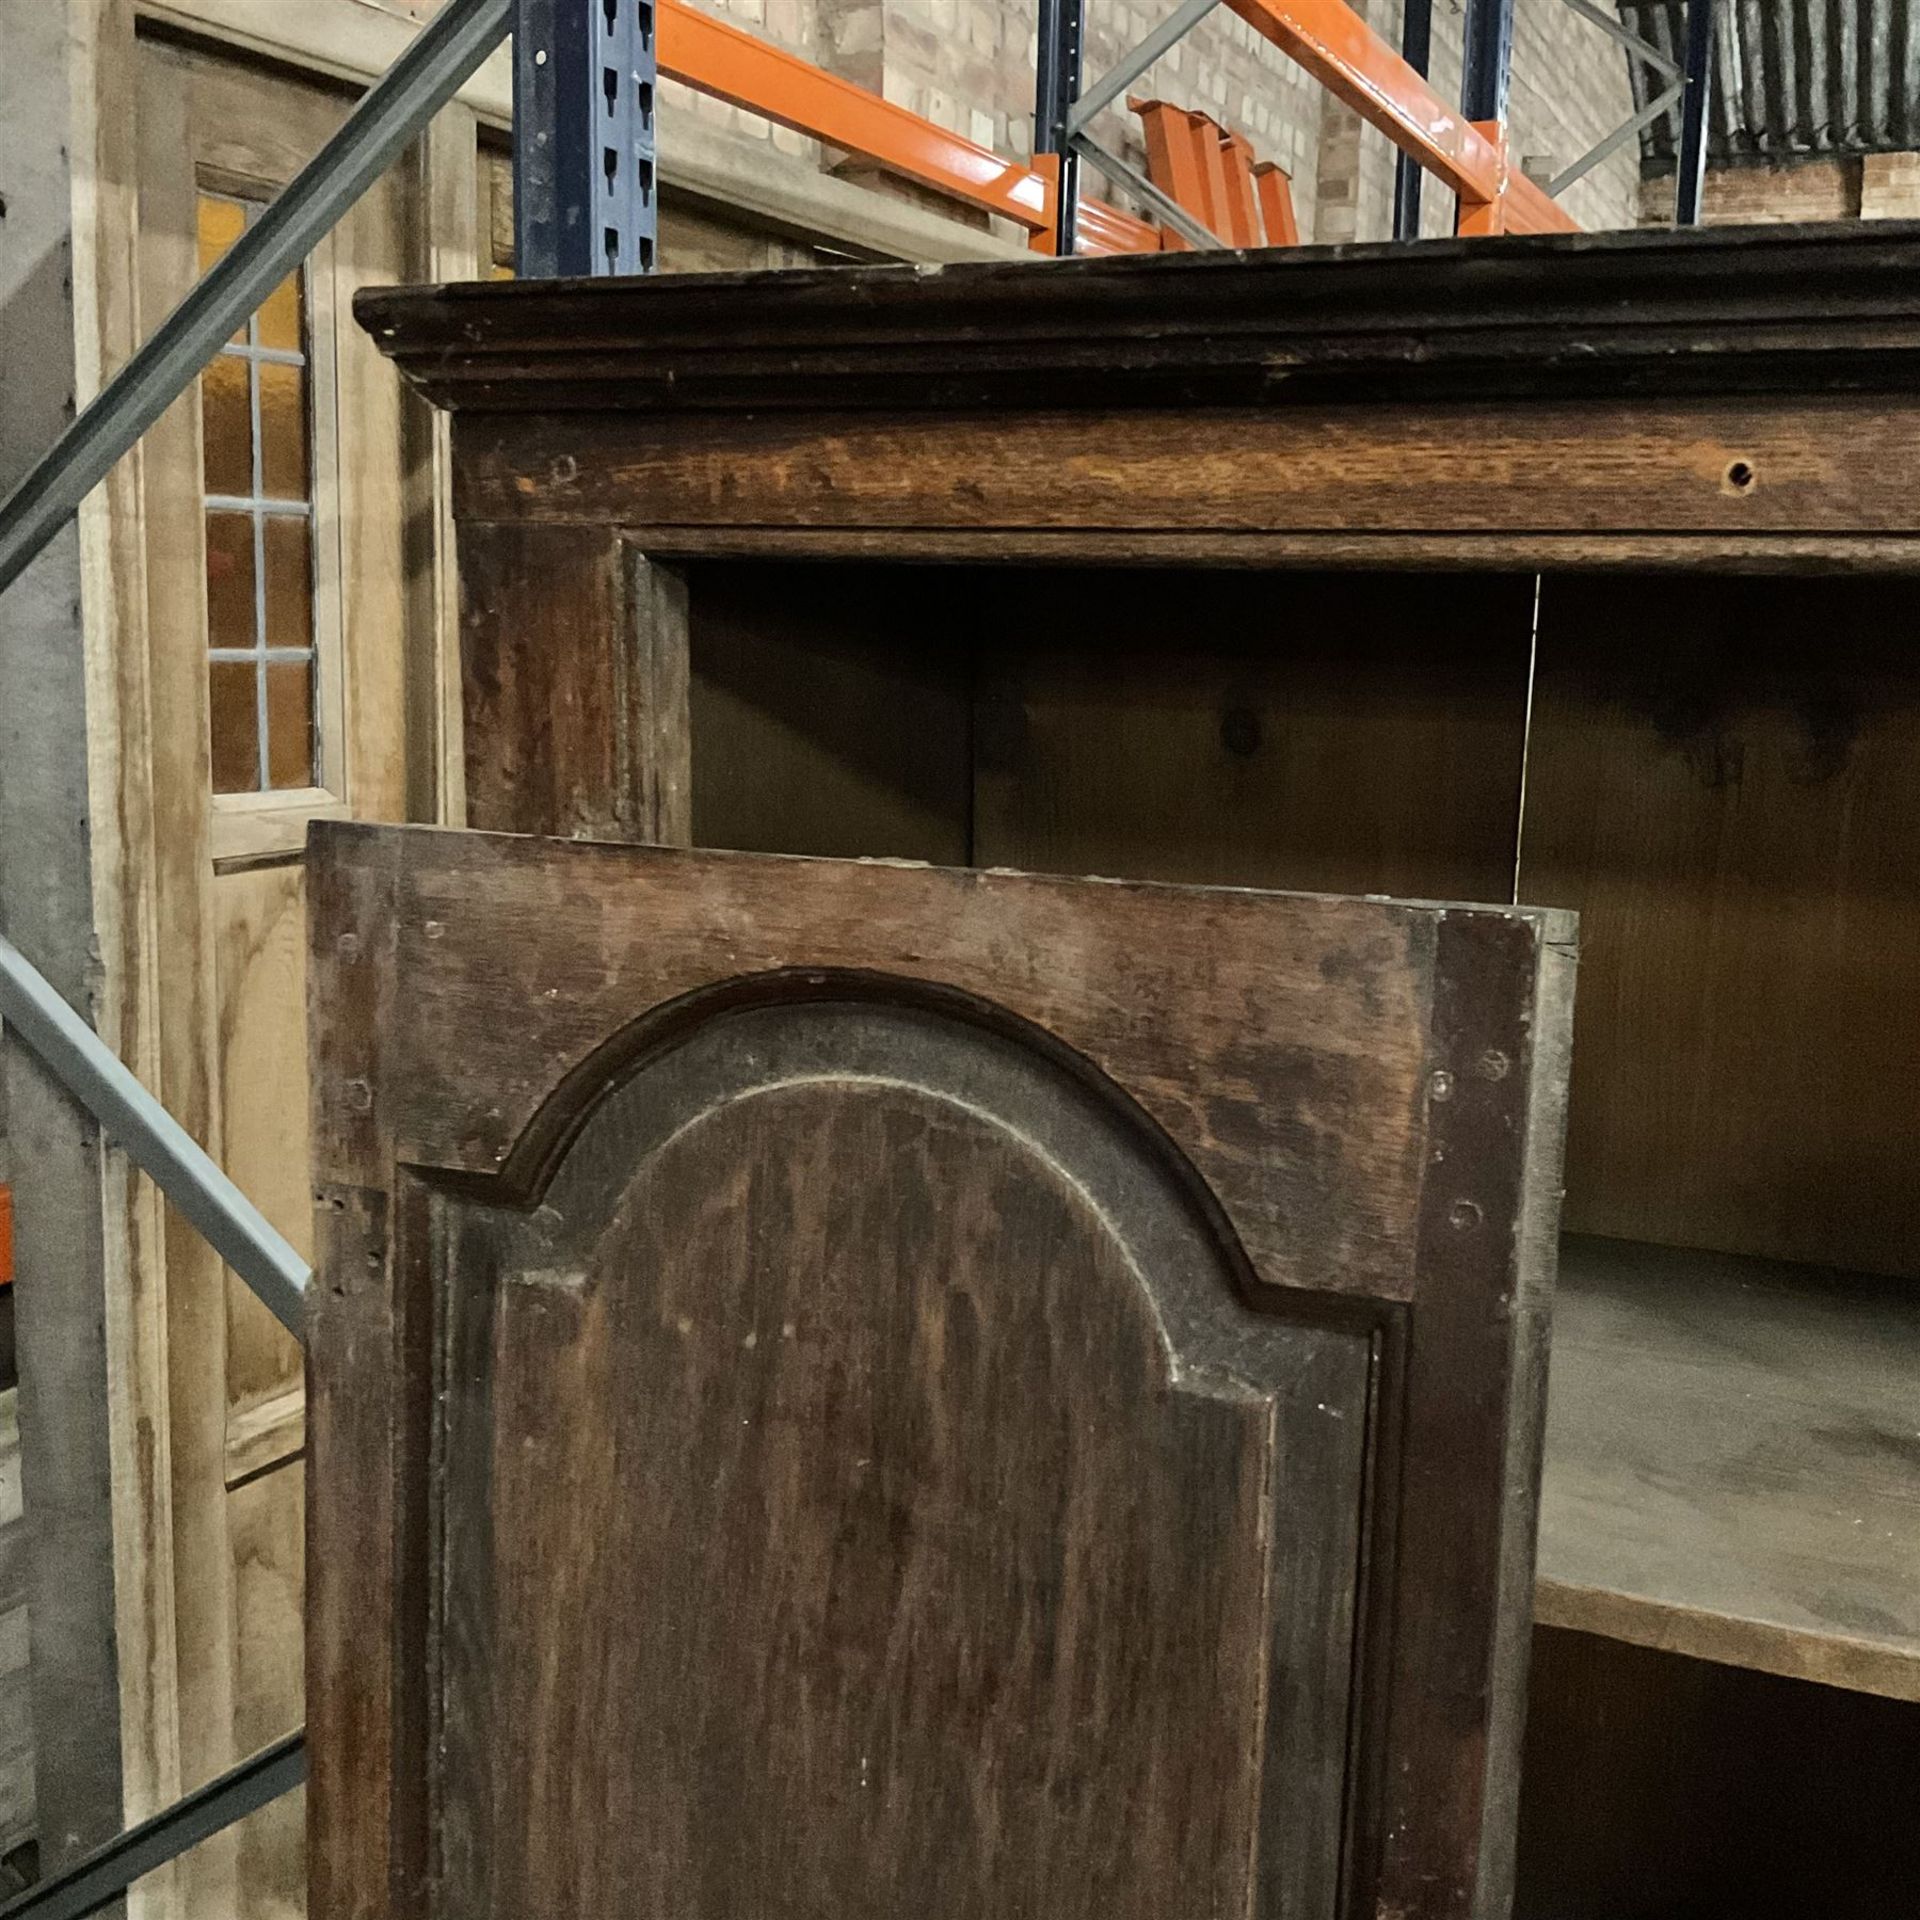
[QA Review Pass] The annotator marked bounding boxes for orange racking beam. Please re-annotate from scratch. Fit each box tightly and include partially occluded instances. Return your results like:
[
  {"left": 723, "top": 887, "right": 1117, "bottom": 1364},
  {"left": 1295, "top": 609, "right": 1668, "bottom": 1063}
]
[
  {"left": 658, "top": 0, "right": 1570, "bottom": 248},
  {"left": 1221, "top": 0, "right": 1577, "bottom": 232},
  {"left": 657, "top": 0, "right": 1158, "bottom": 251},
  {"left": 1072, "top": 194, "right": 1164, "bottom": 255}
]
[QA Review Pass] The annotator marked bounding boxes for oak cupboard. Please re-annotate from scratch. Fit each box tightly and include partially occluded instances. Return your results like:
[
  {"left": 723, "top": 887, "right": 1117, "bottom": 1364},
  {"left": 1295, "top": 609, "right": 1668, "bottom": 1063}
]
[{"left": 341, "top": 227, "right": 1920, "bottom": 1915}]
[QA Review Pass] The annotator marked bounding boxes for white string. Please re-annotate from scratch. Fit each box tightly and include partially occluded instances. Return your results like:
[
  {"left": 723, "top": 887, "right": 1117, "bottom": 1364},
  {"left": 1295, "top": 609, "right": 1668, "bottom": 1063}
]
[{"left": 1511, "top": 571, "right": 1543, "bottom": 906}]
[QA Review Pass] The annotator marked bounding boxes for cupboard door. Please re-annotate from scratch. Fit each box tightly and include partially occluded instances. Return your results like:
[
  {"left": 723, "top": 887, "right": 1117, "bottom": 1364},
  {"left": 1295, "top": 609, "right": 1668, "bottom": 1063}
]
[{"left": 308, "top": 829, "right": 1572, "bottom": 1920}]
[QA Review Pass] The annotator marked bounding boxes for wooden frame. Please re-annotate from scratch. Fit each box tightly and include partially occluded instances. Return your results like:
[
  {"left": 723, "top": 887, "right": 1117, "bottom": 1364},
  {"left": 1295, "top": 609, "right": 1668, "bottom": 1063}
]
[
  {"left": 357, "top": 233, "right": 1920, "bottom": 1918},
  {"left": 308, "top": 824, "right": 1574, "bottom": 1920},
  {"left": 194, "top": 194, "right": 349, "bottom": 869},
  {"left": 363, "top": 223, "right": 1920, "bottom": 575}
]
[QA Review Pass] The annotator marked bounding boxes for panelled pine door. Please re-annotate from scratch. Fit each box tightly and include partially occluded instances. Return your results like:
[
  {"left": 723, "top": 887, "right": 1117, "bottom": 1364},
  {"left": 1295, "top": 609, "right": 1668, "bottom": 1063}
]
[
  {"left": 307, "top": 827, "right": 1573, "bottom": 1920},
  {"left": 133, "top": 35, "right": 457, "bottom": 1917}
]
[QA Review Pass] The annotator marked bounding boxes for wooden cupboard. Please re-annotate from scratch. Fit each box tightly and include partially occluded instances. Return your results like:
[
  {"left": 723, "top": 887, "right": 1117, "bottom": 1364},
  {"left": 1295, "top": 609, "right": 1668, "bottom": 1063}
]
[{"left": 352, "top": 225, "right": 1920, "bottom": 1915}]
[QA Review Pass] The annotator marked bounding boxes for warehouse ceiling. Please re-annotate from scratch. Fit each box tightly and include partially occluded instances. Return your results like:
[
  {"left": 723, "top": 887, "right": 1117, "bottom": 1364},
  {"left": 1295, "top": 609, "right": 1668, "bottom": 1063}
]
[{"left": 1622, "top": 0, "right": 1920, "bottom": 168}]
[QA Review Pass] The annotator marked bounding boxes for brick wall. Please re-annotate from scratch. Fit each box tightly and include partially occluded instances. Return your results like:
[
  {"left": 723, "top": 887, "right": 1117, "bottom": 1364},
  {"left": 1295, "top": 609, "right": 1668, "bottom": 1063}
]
[
  {"left": 1863, "top": 152, "right": 1920, "bottom": 217},
  {"left": 1637, "top": 157, "right": 1862, "bottom": 225},
  {"left": 1635, "top": 152, "right": 1920, "bottom": 226},
  {"left": 662, "top": 0, "right": 1641, "bottom": 244}
]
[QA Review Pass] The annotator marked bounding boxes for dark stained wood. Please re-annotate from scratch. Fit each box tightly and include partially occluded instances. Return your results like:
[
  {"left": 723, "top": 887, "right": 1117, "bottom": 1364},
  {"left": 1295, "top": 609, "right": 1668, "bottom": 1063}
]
[
  {"left": 362, "top": 236, "right": 1920, "bottom": 577},
  {"left": 969, "top": 570, "right": 1535, "bottom": 901},
  {"left": 458, "top": 524, "right": 690, "bottom": 842},
  {"left": 445, "top": 401, "right": 1920, "bottom": 549},
  {"left": 305, "top": 832, "right": 425, "bottom": 1920},
  {"left": 354, "top": 232, "right": 1920, "bottom": 1918},
  {"left": 1518, "top": 575, "right": 1920, "bottom": 1280},
  {"left": 1516, "top": 1626, "right": 1920, "bottom": 1920},
  {"left": 689, "top": 563, "right": 973, "bottom": 864},
  {"left": 357, "top": 224, "right": 1920, "bottom": 414},
  {"left": 626, "top": 526, "right": 1920, "bottom": 573},
  {"left": 307, "top": 825, "right": 1575, "bottom": 1920}
]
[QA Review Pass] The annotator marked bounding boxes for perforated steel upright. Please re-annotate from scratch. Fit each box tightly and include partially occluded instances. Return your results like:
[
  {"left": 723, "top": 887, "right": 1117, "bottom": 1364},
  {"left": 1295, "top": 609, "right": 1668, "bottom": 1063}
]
[
  {"left": 514, "top": 0, "right": 660, "bottom": 275},
  {"left": 1035, "top": 0, "right": 1087, "bottom": 254}
]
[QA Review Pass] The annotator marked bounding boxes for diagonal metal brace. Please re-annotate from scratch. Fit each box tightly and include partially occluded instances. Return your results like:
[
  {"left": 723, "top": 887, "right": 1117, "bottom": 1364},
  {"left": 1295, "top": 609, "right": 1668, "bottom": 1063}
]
[
  {"left": 0, "top": 0, "right": 512, "bottom": 600},
  {"left": 1066, "top": 0, "right": 1223, "bottom": 136},
  {"left": 1549, "top": 77, "right": 1682, "bottom": 195},
  {"left": 1559, "top": 0, "right": 1680, "bottom": 76},
  {"left": 1070, "top": 127, "right": 1226, "bottom": 250},
  {"left": 0, "top": 937, "right": 310, "bottom": 1336},
  {"left": 0, "top": 1733, "right": 304, "bottom": 1920}
]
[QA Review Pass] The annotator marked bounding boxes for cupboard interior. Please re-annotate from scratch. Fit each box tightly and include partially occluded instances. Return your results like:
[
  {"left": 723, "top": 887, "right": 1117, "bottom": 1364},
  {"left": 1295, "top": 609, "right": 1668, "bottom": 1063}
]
[{"left": 684, "top": 559, "right": 1920, "bottom": 1915}]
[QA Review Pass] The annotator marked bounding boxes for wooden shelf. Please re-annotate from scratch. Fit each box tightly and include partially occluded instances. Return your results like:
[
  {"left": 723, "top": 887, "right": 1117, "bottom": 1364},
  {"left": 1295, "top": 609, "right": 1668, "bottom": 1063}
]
[{"left": 1536, "top": 1234, "right": 1920, "bottom": 1703}]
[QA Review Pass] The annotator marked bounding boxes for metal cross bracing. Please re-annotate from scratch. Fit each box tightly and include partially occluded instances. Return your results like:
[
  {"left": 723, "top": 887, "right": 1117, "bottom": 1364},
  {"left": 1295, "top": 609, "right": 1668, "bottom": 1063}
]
[
  {"left": 1548, "top": 0, "right": 1715, "bottom": 220},
  {"left": 0, "top": 0, "right": 519, "bottom": 1906},
  {"left": 1036, "top": 0, "right": 1578, "bottom": 254}
]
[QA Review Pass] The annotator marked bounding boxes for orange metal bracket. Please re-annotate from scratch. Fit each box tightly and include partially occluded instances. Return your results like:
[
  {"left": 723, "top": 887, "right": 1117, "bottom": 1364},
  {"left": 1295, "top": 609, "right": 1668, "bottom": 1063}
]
[
  {"left": 1072, "top": 191, "right": 1165, "bottom": 255},
  {"left": 1254, "top": 160, "right": 1300, "bottom": 245},
  {"left": 1456, "top": 118, "right": 1511, "bottom": 235},
  {"left": 1131, "top": 97, "right": 1300, "bottom": 249},
  {"left": 1215, "top": 132, "right": 1265, "bottom": 247},
  {"left": 658, "top": 0, "right": 1158, "bottom": 252},
  {"left": 658, "top": 0, "right": 1051, "bottom": 225},
  {"left": 1132, "top": 98, "right": 1217, "bottom": 248}
]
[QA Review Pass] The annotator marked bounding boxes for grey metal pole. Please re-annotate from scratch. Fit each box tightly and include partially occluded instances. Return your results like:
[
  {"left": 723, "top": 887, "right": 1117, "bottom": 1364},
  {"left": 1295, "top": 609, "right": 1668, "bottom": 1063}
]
[
  {"left": 0, "top": 937, "right": 310, "bottom": 1336},
  {"left": 0, "top": 1733, "right": 304, "bottom": 1920},
  {"left": 1066, "top": 0, "right": 1221, "bottom": 138},
  {"left": 1070, "top": 128, "right": 1226, "bottom": 251},
  {"left": 0, "top": 0, "right": 512, "bottom": 599}
]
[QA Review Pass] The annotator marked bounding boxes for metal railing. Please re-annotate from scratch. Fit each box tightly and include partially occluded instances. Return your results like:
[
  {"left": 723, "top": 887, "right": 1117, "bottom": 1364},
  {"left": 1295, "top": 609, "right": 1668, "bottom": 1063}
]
[{"left": 0, "top": 0, "right": 516, "bottom": 1905}]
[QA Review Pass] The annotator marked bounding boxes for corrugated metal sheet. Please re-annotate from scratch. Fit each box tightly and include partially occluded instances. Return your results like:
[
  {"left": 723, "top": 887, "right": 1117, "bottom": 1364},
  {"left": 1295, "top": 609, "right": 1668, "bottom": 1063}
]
[{"left": 1620, "top": 0, "right": 1920, "bottom": 167}]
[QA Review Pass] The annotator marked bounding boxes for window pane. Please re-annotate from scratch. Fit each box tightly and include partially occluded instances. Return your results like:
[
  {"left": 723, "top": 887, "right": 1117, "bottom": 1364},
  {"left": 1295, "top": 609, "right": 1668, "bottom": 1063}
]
[
  {"left": 204, "top": 511, "right": 256, "bottom": 651},
  {"left": 257, "top": 362, "right": 309, "bottom": 500},
  {"left": 200, "top": 352, "right": 252, "bottom": 497},
  {"left": 257, "top": 270, "right": 304, "bottom": 355},
  {"left": 264, "top": 660, "right": 315, "bottom": 791},
  {"left": 262, "top": 518, "right": 313, "bottom": 652},
  {"left": 197, "top": 194, "right": 248, "bottom": 343},
  {"left": 209, "top": 659, "right": 260, "bottom": 793}
]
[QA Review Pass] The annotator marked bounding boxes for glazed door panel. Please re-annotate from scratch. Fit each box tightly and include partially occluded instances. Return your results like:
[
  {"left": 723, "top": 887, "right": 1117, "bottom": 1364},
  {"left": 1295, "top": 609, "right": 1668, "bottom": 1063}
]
[
  {"left": 307, "top": 829, "right": 1573, "bottom": 1920},
  {"left": 132, "top": 35, "right": 468, "bottom": 1919}
]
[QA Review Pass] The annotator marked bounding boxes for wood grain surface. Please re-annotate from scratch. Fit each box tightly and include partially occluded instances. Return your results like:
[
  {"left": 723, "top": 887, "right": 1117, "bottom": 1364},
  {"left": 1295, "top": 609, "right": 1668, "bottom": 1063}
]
[
  {"left": 968, "top": 570, "right": 1534, "bottom": 902},
  {"left": 1537, "top": 1235, "right": 1920, "bottom": 1702},
  {"left": 1519, "top": 576, "right": 1920, "bottom": 1280},
  {"left": 446, "top": 401, "right": 1919, "bottom": 543},
  {"left": 357, "top": 223, "right": 1920, "bottom": 416},
  {"left": 440, "top": 1003, "right": 1361, "bottom": 1919},
  {"left": 458, "top": 526, "right": 690, "bottom": 843},
  {"left": 307, "top": 827, "right": 1574, "bottom": 1920}
]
